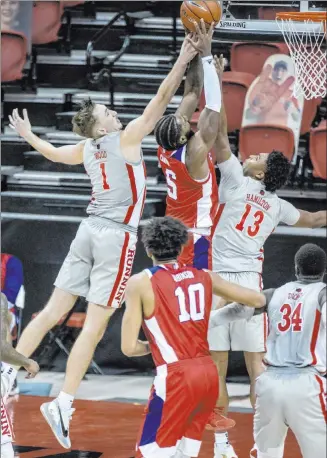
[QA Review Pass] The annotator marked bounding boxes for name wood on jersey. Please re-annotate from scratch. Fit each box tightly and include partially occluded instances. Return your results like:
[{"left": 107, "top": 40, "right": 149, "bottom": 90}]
[
  {"left": 94, "top": 150, "right": 107, "bottom": 160},
  {"left": 246, "top": 193, "right": 271, "bottom": 211}
]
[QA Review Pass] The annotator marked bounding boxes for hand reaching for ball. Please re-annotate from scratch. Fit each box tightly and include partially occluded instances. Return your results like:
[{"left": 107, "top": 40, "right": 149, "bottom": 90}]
[
  {"left": 186, "top": 19, "right": 215, "bottom": 57},
  {"left": 179, "top": 33, "right": 199, "bottom": 64}
]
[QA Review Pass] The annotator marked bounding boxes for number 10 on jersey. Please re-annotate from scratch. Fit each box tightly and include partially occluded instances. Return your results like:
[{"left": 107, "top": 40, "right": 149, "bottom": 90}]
[{"left": 175, "top": 283, "right": 205, "bottom": 323}]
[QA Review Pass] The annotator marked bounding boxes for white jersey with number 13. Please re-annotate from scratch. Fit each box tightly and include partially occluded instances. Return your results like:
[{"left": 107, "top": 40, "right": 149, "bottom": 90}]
[{"left": 213, "top": 154, "right": 300, "bottom": 273}]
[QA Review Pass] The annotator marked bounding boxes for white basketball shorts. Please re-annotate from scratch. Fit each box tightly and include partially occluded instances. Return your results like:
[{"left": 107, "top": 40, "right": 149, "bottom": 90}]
[
  {"left": 253, "top": 369, "right": 326, "bottom": 458},
  {"left": 208, "top": 271, "right": 267, "bottom": 352},
  {"left": 55, "top": 217, "right": 137, "bottom": 308}
]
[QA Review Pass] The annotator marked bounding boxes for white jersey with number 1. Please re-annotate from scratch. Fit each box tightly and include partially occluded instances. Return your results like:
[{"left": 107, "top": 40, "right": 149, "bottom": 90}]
[
  {"left": 83, "top": 131, "right": 147, "bottom": 228},
  {"left": 212, "top": 154, "right": 300, "bottom": 273}
]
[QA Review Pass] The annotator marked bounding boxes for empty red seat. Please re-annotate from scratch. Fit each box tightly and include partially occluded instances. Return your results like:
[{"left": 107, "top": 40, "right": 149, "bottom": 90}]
[
  {"left": 1, "top": 31, "right": 27, "bottom": 82},
  {"left": 310, "top": 120, "right": 327, "bottom": 179},
  {"left": 222, "top": 71, "right": 256, "bottom": 132},
  {"left": 32, "top": 312, "right": 86, "bottom": 328},
  {"left": 301, "top": 97, "right": 322, "bottom": 135},
  {"left": 231, "top": 42, "right": 289, "bottom": 76},
  {"left": 239, "top": 124, "right": 294, "bottom": 162},
  {"left": 32, "top": 1, "right": 63, "bottom": 45}
]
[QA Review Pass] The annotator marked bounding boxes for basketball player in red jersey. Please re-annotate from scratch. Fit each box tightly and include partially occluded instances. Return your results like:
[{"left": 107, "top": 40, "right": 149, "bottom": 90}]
[
  {"left": 121, "top": 217, "right": 266, "bottom": 458},
  {"left": 155, "top": 20, "right": 222, "bottom": 271},
  {"left": 7, "top": 36, "right": 202, "bottom": 449}
]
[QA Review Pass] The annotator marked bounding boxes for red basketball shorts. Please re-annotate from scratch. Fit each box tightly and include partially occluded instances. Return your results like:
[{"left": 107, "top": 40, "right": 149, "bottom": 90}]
[
  {"left": 178, "top": 233, "right": 212, "bottom": 270},
  {"left": 136, "top": 356, "right": 219, "bottom": 458}
]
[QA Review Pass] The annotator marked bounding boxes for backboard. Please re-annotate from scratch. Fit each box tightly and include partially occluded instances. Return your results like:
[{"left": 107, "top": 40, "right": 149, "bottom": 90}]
[{"left": 216, "top": 1, "right": 326, "bottom": 42}]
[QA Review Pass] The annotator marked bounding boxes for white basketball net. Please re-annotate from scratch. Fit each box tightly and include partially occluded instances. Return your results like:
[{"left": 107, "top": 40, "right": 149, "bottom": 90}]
[{"left": 276, "top": 17, "right": 327, "bottom": 100}]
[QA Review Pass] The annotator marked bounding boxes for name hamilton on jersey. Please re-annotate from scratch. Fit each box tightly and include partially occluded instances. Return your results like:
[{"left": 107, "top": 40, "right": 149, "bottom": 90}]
[{"left": 246, "top": 193, "right": 271, "bottom": 211}]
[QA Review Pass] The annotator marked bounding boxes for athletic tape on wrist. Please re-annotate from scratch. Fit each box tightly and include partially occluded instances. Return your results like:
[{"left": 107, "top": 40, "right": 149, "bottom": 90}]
[{"left": 202, "top": 55, "right": 221, "bottom": 112}]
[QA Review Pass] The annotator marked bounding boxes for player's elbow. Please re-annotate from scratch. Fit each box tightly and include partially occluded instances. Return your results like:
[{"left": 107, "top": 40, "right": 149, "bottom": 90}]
[
  {"left": 252, "top": 292, "right": 266, "bottom": 308},
  {"left": 121, "top": 339, "right": 136, "bottom": 357}
]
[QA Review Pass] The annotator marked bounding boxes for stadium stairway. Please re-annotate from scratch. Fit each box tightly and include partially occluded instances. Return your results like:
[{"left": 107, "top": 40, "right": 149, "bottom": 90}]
[{"left": 1, "top": 1, "right": 326, "bottom": 225}]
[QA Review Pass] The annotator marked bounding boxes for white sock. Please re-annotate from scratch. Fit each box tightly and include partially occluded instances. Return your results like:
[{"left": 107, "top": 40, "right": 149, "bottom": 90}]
[
  {"left": 57, "top": 391, "right": 74, "bottom": 411},
  {"left": 215, "top": 432, "right": 229, "bottom": 449}
]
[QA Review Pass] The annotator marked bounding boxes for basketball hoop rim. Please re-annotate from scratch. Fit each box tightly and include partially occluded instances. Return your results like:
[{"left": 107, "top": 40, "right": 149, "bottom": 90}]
[{"left": 276, "top": 11, "right": 327, "bottom": 23}]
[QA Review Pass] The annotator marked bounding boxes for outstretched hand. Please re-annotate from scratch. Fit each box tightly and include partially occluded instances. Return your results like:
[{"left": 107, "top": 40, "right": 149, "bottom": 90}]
[
  {"left": 187, "top": 19, "right": 215, "bottom": 57},
  {"left": 9, "top": 108, "right": 32, "bottom": 139},
  {"left": 214, "top": 54, "right": 225, "bottom": 80},
  {"left": 23, "top": 358, "right": 40, "bottom": 379},
  {"left": 179, "top": 33, "right": 199, "bottom": 64}
]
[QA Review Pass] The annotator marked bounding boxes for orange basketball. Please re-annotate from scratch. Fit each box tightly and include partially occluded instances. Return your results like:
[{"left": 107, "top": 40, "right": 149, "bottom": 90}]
[{"left": 180, "top": 1, "right": 222, "bottom": 32}]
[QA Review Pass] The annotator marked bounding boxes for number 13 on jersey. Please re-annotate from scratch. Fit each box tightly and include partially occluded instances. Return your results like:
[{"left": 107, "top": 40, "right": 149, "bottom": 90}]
[{"left": 236, "top": 203, "right": 264, "bottom": 237}]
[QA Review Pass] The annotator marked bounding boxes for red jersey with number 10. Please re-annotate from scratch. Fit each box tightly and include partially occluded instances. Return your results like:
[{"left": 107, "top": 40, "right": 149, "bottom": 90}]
[
  {"left": 143, "top": 263, "right": 213, "bottom": 367},
  {"left": 158, "top": 145, "right": 218, "bottom": 235}
]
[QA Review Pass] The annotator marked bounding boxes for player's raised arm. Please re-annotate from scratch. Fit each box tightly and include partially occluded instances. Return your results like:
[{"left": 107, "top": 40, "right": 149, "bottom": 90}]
[
  {"left": 121, "top": 274, "right": 151, "bottom": 358},
  {"left": 208, "top": 272, "right": 266, "bottom": 308},
  {"left": 293, "top": 209, "right": 327, "bottom": 228},
  {"left": 0, "top": 293, "right": 39, "bottom": 378},
  {"left": 9, "top": 109, "right": 84, "bottom": 164},
  {"left": 211, "top": 78, "right": 232, "bottom": 164},
  {"left": 121, "top": 36, "right": 198, "bottom": 146},
  {"left": 185, "top": 22, "right": 222, "bottom": 176},
  {"left": 176, "top": 53, "right": 203, "bottom": 120},
  {"left": 279, "top": 199, "right": 327, "bottom": 228}
]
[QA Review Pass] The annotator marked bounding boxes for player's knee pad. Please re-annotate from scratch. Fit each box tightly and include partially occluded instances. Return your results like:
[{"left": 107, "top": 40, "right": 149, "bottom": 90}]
[{"left": 0, "top": 442, "right": 14, "bottom": 458}]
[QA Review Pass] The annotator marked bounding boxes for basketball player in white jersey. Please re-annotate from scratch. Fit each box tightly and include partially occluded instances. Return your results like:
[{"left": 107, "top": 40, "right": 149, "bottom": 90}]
[
  {"left": 7, "top": 35, "right": 202, "bottom": 449},
  {"left": 208, "top": 104, "right": 327, "bottom": 458},
  {"left": 1, "top": 293, "right": 40, "bottom": 458},
  {"left": 210, "top": 243, "right": 326, "bottom": 458}
]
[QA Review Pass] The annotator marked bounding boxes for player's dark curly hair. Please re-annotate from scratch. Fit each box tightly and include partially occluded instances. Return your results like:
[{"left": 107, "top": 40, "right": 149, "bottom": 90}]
[
  {"left": 264, "top": 150, "right": 290, "bottom": 193},
  {"left": 72, "top": 98, "right": 97, "bottom": 138},
  {"left": 142, "top": 216, "right": 189, "bottom": 261},
  {"left": 295, "top": 243, "right": 326, "bottom": 279},
  {"left": 155, "top": 114, "right": 193, "bottom": 151}
]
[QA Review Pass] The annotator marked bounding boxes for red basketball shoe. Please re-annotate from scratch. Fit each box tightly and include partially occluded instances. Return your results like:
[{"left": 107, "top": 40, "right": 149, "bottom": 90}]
[{"left": 206, "top": 408, "right": 236, "bottom": 432}]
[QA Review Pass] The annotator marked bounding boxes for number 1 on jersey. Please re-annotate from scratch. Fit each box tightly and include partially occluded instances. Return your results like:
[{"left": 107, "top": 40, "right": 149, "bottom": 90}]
[{"left": 100, "top": 163, "right": 110, "bottom": 190}]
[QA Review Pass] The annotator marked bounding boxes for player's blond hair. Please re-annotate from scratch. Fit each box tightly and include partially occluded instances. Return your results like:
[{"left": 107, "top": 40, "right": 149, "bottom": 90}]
[{"left": 72, "top": 98, "right": 97, "bottom": 138}]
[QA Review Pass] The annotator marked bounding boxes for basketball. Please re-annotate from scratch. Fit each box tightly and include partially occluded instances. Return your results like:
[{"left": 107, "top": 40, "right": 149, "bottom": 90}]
[{"left": 180, "top": 1, "right": 222, "bottom": 32}]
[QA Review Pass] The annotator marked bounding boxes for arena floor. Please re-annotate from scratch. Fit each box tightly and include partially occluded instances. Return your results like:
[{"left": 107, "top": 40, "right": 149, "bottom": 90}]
[{"left": 8, "top": 372, "right": 301, "bottom": 458}]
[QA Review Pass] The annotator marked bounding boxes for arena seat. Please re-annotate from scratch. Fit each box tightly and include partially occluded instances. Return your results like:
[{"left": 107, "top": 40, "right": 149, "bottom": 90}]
[
  {"left": 300, "top": 97, "right": 322, "bottom": 135},
  {"left": 309, "top": 120, "right": 327, "bottom": 179},
  {"left": 222, "top": 72, "right": 256, "bottom": 132},
  {"left": 32, "top": 1, "right": 63, "bottom": 45},
  {"left": 231, "top": 42, "right": 289, "bottom": 76},
  {"left": 239, "top": 124, "right": 294, "bottom": 162},
  {"left": 1, "top": 31, "right": 27, "bottom": 82}
]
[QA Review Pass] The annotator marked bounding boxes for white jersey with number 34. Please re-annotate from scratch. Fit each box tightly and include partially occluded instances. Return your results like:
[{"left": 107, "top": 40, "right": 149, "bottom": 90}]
[
  {"left": 83, "top": 132, "right": 146, "bottom": 228},
  {"left": 212, "top": 154, "right": 300, "bottom": 273},
  {"left": 264, "top": 281, "right": 326, "bottom": 374}
]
